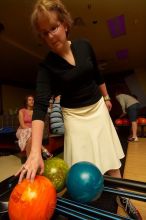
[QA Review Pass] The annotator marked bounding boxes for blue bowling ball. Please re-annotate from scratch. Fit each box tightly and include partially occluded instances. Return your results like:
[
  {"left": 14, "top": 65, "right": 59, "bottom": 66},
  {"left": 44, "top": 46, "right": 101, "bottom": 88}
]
[{"left": 66, "top": 161, "right": 104, "bottom": 203}]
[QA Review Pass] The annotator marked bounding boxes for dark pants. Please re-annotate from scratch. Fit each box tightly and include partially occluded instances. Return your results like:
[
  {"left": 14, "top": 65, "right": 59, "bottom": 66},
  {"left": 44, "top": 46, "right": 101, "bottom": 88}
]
[{"left": 127, "top": 103, "right": 140, "bottom": 122}]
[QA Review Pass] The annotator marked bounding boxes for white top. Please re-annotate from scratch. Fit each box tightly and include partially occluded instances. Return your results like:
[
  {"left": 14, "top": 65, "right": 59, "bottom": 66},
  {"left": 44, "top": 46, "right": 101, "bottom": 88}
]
[{"left": 116, "top": 94, "right": 139, "bottom": 113}]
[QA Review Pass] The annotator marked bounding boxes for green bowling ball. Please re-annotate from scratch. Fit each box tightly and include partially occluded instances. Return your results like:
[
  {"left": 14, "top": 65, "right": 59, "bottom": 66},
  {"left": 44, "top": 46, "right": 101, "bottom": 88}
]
[{"left": 44, "top": 157, "right": 69, "bottom": 193}]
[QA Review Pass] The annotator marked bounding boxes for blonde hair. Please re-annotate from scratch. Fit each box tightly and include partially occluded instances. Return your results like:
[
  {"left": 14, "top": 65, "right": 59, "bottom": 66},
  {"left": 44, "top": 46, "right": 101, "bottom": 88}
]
[{"left": 31, "top": 0, "right": 73, "bottom": 35}]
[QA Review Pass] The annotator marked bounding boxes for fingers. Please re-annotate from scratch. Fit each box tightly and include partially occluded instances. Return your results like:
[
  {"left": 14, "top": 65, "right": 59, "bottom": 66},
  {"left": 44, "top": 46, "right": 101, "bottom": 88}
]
[
  {"left": 30, "top": 171, "right": 37, "bottom": 182},
  {"left": 39, "top": 164, "right": 44, "bottom": 175},
  {"left": 108, "top": 106, "right": 112, "bottom": 111},
  {"left": 16, "top": 155, "right": 44, "bottom": 183},
  {"left": 26, "top": 169, "right": 33, "bottom": 180},
  {"left": 18, "top": 164, "right": 43, "bottom": 183},
  {"left": 107, "top": 105, "right": 111, "bottom": 111},
  {"left": 108, "top": 104, "right": 112, "bottom": 111},
  {"left": 15, "top": 165, "right": 26, "bottom": 177},
  {"left": 18, "top": 168, "right": 36, "bottom": 183},
  {"left": 26, "top": 166, "right": 44, "bottom": 182},
  {"left": 25, "top": 167, "right": 38, "bottom": 182},
  {"left": 18, "top": 166, "right": 28, "bottom": 183},
  {"left": 105, "top": 101, "right": 112, "bottom": 112}
]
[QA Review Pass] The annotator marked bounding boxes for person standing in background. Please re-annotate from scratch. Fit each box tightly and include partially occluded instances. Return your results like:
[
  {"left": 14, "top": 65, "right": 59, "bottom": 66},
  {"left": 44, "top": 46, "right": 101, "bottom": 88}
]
[{"left": 116, "top": 93, "right": 140, "bottom": 142}]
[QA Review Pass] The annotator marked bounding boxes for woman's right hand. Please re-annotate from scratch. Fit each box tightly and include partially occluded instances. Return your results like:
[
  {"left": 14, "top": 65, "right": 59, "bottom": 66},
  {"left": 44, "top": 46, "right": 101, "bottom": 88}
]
[{"left": 16, "top": 151, "right": 44, "bottom": 183}]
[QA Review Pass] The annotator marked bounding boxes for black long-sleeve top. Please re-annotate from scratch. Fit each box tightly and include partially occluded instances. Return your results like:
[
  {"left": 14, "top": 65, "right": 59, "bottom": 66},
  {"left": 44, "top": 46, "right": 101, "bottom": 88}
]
[{"left": 33, "top": 39, "right": 104, "bottom": 121}]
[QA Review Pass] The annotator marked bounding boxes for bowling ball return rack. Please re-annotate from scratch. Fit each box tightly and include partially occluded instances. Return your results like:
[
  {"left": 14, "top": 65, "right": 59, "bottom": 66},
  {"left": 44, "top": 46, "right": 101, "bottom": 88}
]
[{"left": 0, "top": 175, "right": 146, "bottom": 220}]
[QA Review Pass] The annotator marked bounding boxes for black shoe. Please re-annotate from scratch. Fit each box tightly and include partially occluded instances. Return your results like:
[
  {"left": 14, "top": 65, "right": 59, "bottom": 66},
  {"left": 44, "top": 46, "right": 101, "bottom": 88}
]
[{"left": 116, "top": 196, "right": 142, "bottom": 220}]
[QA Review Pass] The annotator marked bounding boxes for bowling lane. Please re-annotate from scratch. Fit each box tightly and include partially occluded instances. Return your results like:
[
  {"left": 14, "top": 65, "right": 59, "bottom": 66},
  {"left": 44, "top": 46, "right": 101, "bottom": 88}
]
[{"left": 117, "top": 138, "right": 146, "bottom": 218}]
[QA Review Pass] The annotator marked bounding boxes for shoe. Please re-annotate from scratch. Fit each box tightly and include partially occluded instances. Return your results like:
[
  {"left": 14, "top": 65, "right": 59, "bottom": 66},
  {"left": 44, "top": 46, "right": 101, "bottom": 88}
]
[
  {"left": 42, "top": 148, "right": 53, "bottom": 160},
  {"left": 116, "top": 196, "right": 142, "bottom": 220},
  {"left": 128, "top": 137, "right": 139, "bottom": 142}
]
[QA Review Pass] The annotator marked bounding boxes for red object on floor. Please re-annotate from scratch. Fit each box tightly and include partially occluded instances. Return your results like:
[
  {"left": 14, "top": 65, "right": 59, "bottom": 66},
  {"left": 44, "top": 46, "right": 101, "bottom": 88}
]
[
  {"left": 115, "top": 118, "right": 123, "bottom": 126},
  {"left": 122, "top": 118, "right": 130, "bottom": 125},
  {"left": 137, "top": 117, "right": 146, "bottom": 125}
]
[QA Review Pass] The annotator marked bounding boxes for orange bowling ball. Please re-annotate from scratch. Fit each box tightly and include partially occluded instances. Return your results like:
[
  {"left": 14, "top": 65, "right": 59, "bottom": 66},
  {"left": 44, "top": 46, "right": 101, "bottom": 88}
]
[
  {"left": 137, "top": 117, "right": 146, "bottom": 124},
  {"left": 8, "top": 175, "right": 57, "bottom": 220},
  {"left": 115, "top": 118, "right": 123, "bottom": 126},
  {"left": 122, "top": 118, "right": 130, "bottom": 125}
]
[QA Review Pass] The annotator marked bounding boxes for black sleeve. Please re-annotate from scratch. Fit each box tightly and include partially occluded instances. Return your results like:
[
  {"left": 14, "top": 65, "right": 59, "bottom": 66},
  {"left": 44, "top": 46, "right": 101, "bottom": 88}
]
[
  {"left": 32, "top": 65, "right": 52, "bottom": 121},
  {"left": 87, "top": 40, "right": 105, "bottom": 85}
]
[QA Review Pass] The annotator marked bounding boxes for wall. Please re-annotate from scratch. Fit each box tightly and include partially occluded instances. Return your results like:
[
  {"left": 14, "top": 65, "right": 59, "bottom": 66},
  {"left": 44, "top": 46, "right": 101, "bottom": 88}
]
[
  {"left": 105, "top": 68, "right": 146, "bottom": 120},
  {"left": 1, "top": 84, "right": 35, "bottom": 115},
  {"left": 135, "top": 68, "right": 146, "bottom": 95},
  {"left": 125, "top": 68, "right": 146, "bottom": 107}
]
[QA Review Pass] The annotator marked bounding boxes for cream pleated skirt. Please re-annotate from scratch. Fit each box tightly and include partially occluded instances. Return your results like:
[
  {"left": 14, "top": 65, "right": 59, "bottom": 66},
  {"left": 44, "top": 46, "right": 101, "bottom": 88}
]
[{"left": 62, "top": 97, "right": 125, "bottom": 174}]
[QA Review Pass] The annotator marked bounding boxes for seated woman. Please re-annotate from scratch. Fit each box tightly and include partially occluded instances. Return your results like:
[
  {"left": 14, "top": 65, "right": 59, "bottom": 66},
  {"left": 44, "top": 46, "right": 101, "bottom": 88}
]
[{"left": 16, "top": 95, "right": 53, "bottom": 157}]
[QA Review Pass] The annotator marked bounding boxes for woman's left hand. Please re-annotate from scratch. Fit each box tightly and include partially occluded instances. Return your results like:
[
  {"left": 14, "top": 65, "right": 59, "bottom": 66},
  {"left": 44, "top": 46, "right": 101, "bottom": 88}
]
[
  {"left": 105, "top": 100, "right": 112, "bottom": 111},
  {"left": 16, "top": 151, "right": 44, "bottom": 183}
]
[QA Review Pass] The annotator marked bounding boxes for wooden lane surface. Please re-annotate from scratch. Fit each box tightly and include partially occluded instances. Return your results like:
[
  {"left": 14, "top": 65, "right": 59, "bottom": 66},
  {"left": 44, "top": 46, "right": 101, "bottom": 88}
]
[{"left": 117, "top": 138, "right": 146, "bottom": 219}]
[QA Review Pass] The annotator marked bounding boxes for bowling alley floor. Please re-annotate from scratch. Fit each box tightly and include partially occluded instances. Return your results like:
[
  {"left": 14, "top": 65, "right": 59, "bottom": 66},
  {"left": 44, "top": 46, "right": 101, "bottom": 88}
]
[{"left": 117, "top": 138, "right": 146, "bottom": 219}]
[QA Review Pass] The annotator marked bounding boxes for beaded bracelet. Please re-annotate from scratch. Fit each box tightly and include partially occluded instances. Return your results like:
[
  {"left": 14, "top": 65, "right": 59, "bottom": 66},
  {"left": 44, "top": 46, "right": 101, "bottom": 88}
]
[{"left": 103, "top": 95, "right": 111, "bottom": 101}]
